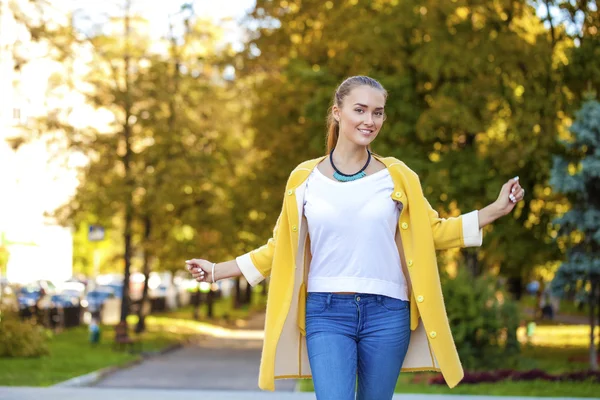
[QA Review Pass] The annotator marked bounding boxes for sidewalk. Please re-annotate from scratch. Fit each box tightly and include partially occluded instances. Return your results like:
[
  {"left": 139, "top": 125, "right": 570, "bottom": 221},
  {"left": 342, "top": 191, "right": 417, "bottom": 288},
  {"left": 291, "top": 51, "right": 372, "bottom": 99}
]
[{"left": 1, "top": 387, "right": 595, "bottom": 400}]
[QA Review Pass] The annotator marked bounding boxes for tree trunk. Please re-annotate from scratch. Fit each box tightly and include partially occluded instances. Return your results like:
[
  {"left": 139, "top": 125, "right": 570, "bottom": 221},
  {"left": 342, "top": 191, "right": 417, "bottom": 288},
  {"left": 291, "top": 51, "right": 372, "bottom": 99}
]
[
  {"left": 119, "top": 0, "right": 134, "bottom": 326},
  {"left": 234, "top": 277, "right": 242, "bottom": 309},
  {"left": 192, "top": 286, "right": 201, "bottom": 320},
  {"left": 462, "top": 249, "right": 481, "bottom": 277},
  {"left": 261, "top": 280, "right": 268, "bottom": 297},
  {"left": 590, "top": 279, "right": 598, "bottom": 371},
  {"left": 245, "top": 279, "right": 253, "bottom": 305},
  {"left": 597, "top": 281, "right": 600, "bottom": 367},
  {"left": 135, "top": 216, "right": 152, "bottom": 333},
  {"left": 507, "top": 276, "right": 523, "bottom": 301},
  {"left": 206, "top": 288, "right": 214, "bottom": 319}
]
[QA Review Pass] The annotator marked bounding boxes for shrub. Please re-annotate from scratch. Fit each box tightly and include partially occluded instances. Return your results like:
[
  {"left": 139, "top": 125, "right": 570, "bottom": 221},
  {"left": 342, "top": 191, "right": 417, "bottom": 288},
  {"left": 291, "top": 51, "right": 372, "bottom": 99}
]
[
  {"left": 441, "top": 268, "right": 521, "bottom": 370},
  {"left": 0, "top": 313, "right": 50, "bottom": 357}
]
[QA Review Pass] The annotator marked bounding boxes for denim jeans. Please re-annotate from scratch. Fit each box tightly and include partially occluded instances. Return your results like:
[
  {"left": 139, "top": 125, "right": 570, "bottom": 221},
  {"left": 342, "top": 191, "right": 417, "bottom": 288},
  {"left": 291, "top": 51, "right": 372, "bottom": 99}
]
[{"left": 305, "top": 292, "right": 411, "bottom": 400}]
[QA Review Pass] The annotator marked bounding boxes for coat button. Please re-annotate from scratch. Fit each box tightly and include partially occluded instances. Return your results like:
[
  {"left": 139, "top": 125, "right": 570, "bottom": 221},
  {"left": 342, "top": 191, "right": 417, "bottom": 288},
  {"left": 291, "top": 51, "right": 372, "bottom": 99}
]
[
  {"left": 287, "top": 189, "right": 293, "bottom": 195},
  {"left": 292, "top": 225, "right": 298, "bottom": 232},
  {"left": 417, "top": 295, "right": 424, "bottom": 303},
  {"left": 401, "top": 222, "right": 409, "bottom": 230},
  {"left": 408, "top": 259, "right": 413, "bottom": 267},
  {"left": 395, "top": 191, "right": 403, "bottom": 198},
  {"left": 429, "top": 331, "right": 437, "bottom": 339}
]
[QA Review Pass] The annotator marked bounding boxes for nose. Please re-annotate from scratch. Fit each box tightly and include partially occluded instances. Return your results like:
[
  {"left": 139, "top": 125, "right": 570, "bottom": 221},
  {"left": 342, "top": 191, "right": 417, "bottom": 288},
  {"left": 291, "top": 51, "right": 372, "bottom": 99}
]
[{"left": 364, "top": 113, "right": 374, "bottom": 126}]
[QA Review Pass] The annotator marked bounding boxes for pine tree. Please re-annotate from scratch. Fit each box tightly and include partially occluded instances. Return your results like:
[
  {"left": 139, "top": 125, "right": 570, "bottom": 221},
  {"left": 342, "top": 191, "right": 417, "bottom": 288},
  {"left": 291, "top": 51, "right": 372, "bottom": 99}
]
[{"left": 550, "top": 96, "right": 600, "bottom": 370}]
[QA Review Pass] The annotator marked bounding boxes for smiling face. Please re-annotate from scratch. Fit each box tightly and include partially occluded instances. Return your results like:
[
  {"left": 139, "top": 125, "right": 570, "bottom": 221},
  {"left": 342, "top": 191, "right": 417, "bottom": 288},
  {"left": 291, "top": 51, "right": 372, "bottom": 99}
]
[{"left": 332, "top": 85, "right": 386, "bottom": 147}]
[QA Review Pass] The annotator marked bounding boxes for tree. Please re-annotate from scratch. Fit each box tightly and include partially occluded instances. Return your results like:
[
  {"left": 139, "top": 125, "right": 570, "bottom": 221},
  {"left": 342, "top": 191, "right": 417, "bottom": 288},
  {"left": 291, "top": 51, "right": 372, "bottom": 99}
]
[
  {"left": 550, "top": 97, "right": 600, "bottom": 370},
  {"left": 237, "top": 0, "right": 565, "bottom": 293}
]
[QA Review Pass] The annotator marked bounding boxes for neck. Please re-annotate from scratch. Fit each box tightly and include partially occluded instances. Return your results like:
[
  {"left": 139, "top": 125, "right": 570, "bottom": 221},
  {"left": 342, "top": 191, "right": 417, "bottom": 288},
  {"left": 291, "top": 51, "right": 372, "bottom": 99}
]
[{"left": 331, "top": 139, "right": 369, "bottom": 167}]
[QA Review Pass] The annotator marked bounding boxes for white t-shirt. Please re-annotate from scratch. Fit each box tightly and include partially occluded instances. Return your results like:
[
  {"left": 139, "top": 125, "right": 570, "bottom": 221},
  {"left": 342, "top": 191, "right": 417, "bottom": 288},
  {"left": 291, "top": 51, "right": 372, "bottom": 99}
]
[{"left": 303, "top": 167, "right": 409, "bottom": 301}]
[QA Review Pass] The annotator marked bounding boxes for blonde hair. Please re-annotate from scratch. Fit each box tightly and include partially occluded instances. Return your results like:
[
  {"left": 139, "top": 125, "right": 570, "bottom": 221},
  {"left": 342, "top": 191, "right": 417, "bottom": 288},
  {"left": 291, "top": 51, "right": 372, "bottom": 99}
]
[{"left": 325, "top": 76, "right": 388, "bottom": 154}]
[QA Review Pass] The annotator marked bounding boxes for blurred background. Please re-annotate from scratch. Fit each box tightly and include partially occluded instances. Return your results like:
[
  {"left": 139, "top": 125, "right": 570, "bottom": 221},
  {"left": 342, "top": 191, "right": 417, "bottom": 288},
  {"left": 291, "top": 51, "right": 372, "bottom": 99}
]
[{"left": 0, "top": 0, "right": 599, "bottom": 397}]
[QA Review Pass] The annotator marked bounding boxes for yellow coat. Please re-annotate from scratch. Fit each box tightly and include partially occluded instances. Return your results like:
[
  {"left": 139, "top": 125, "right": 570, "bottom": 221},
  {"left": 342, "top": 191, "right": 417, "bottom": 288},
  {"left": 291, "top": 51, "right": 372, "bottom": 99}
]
[{"left": 235, "top": 154, "right": 483, "bottom": 391}]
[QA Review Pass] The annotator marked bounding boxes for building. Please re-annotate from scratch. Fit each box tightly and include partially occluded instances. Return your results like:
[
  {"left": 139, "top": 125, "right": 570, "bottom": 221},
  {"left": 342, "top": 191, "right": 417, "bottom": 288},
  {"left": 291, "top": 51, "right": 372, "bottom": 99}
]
[{"left": 0, "top": 0, "right": 79, "bottom": 284}]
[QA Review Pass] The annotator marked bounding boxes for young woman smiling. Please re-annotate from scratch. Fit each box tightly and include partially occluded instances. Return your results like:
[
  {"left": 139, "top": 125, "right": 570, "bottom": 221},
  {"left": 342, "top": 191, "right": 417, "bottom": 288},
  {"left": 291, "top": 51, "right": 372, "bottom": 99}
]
[{"left": 186, "top": 76, "right": 524, "bottom": 399}]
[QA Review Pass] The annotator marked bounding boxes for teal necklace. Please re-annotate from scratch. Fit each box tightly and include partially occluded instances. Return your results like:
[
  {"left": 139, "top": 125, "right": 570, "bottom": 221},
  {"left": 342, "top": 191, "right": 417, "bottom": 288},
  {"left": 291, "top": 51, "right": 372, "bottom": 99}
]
[{"left": 330, "top": 148, "right": 371, "bottom": 182}]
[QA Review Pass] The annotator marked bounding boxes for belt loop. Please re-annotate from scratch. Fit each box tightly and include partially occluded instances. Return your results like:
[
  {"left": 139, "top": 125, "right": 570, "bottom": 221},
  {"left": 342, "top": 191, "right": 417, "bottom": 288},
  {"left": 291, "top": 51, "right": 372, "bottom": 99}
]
[
  {"left": 377, "top": 295, "right": 382, "bottom": 304},
  {"left": 326, "top": 293, "right": 332, "bottom": 306}
]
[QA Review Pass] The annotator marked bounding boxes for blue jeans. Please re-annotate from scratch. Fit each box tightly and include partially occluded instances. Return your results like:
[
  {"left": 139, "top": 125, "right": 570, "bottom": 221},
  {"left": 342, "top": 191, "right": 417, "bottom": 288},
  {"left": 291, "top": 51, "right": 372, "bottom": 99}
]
[{"left": 305, "top": 292, "right": 411, "bottom": 400}]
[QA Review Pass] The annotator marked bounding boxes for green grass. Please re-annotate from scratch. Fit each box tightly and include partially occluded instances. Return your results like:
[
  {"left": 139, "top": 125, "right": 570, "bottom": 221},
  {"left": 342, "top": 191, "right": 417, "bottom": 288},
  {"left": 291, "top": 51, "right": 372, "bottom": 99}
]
[
  {"left": 0, "top": 323, "right": 188, "bottom": 387},
  {"left": 297, "top": 345, "right": 599, "bottom": 397}
]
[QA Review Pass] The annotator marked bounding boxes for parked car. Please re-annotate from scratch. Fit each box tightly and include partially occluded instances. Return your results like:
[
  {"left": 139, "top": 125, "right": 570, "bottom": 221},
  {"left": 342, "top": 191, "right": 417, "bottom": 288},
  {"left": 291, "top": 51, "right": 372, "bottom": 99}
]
[
  {"left": 17, "top": 283, "right": 52, "bottom": 310},
  {"left": 82, "top": 286, "right": 117, "bottom": 313},
  {"left": 50, "top": 293, "right": 80, "bottom": 308}
]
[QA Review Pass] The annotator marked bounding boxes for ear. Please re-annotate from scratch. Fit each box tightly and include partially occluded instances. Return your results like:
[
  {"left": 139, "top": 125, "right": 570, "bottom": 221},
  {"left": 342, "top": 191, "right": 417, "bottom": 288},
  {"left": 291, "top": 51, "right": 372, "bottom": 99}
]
[{"left": 332, "top": 105, "right": 340, "bottom": 122}]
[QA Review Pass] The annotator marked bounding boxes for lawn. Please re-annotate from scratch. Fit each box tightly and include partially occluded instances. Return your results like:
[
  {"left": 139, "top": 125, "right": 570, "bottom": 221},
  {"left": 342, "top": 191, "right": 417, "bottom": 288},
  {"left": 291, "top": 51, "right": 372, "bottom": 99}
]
[
  {"left": 297, "top": 330, "right": 600, "bottom": 397},
  {"left": 0, "top": 291, "right": 267, "bottom": 387},
  {"left": 0, "top": 322, "right": 189, "bottom": 387}
]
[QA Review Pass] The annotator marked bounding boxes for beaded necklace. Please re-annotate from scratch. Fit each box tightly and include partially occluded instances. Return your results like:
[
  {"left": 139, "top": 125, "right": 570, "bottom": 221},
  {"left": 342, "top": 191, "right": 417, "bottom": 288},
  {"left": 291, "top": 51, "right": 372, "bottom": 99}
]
[{"left": 329, "top": 148, "right": 371, "bottom": 182}]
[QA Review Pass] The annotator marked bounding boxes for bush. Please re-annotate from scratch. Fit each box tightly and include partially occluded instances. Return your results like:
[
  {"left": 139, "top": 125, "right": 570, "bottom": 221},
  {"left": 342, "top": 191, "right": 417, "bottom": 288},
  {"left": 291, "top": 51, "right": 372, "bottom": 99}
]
[
  {"left": 0, "top": 313, "right": 50, "bottom": 357},
  {"left": 442, "top": 269, "right": 521, "bottom": 370}
]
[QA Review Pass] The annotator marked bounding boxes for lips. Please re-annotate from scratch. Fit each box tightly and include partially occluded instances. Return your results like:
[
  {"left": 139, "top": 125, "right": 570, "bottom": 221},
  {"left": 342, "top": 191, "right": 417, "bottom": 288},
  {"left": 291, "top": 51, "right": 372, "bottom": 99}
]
[{"left": 358, "top": 128, "right": 374, "bottom": 136}]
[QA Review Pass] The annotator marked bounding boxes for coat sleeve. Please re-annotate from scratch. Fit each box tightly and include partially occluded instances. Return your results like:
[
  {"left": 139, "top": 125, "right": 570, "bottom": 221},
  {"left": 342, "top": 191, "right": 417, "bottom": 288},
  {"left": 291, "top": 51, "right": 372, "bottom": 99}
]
[
  {"left": 235, "top": 200, "right": 285, "bottom": 287},
  {"left": 425, "top": 196, "right": 483, "bottom": 250}
]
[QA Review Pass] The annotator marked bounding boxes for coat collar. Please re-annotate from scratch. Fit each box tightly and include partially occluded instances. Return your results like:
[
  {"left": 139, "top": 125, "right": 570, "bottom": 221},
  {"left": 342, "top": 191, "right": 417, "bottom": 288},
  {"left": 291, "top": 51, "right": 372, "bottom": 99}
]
[{"left": 286, "top": 154, "right": 409, "bottom": 204}]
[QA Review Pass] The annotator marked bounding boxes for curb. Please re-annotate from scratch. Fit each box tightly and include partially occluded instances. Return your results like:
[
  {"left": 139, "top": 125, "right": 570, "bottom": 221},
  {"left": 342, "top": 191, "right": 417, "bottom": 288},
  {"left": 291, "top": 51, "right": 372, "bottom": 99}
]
[{"left": 52, "top": 343, "right": 183, "bottom": 388}]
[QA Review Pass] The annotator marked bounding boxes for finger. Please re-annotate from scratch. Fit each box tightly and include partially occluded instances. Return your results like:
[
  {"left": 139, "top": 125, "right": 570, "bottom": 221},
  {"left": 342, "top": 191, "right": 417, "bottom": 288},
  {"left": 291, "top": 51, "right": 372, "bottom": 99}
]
[
  {"left": 509, "top": 176, "right": 520, "bottom": 193},
  {"left": 512, "top": 189, "right": 525, "bottom": 203}
]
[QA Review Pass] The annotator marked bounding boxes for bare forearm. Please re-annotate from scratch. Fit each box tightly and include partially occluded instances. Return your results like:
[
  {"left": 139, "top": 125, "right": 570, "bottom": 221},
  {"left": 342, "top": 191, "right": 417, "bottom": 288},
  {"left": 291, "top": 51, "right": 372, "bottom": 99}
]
[
  {"left": 478, "top": 202, "right": 505, "bottom": 229},
  {"left": 214, "top": 259, "right": 243, "bottom": 281}
]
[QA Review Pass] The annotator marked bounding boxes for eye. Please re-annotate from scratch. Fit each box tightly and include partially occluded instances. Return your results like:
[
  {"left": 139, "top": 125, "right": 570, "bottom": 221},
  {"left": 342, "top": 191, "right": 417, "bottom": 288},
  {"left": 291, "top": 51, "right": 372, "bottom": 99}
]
[
  {"left": 375, "top": 111, "right": 383, "bottom": 116},
  {"left": 354, "top": 108, "right": 364, "bottom": 113}
]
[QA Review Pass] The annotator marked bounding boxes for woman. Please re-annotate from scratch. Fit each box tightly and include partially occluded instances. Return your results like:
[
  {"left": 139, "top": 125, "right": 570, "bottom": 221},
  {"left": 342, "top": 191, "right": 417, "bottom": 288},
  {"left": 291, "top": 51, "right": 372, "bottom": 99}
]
[{"left": 185, "top": 76, "right": 524, "bottom": 399}]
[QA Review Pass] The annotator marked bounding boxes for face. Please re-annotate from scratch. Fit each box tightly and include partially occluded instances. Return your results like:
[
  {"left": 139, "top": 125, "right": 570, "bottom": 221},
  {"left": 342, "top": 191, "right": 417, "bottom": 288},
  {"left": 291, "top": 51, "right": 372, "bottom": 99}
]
[{"left": 333, "top": 85, "right": 386, "bottom": 147}]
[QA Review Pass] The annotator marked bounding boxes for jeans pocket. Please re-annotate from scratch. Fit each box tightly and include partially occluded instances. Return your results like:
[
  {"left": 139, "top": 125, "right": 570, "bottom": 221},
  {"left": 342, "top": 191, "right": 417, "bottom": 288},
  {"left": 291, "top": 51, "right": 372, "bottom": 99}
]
[
  {"left": 306, "top": 293, "right": 328, "bottom": 315},
  {"left": 380, "top": 296, "right": 409, "bottom": 311}
]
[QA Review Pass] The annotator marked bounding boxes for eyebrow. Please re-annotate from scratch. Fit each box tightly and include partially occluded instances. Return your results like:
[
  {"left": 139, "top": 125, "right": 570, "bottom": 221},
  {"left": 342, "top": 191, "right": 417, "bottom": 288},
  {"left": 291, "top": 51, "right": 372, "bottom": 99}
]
[{"left": 353, "top": 103, "right": 384, "bottom": 110}]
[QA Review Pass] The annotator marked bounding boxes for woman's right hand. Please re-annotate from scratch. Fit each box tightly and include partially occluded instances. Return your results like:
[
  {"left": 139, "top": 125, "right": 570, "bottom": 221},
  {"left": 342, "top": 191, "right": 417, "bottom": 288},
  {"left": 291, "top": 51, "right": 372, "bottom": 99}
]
[{"left": 185, "top": 259, "right": 215, "bottom": 283}]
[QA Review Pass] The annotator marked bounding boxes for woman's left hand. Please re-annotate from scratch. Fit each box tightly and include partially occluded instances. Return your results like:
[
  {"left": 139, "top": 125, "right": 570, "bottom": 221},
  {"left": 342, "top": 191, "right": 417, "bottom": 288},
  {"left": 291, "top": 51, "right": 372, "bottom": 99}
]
[{"left": 494, "top": 176, "right": 525, "bottom": 216}]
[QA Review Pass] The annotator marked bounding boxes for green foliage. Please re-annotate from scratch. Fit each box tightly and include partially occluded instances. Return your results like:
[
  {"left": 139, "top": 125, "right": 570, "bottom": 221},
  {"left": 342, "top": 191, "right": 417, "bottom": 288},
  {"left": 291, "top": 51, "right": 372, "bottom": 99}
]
[
  {"left": 550, "top": 98, "right": 600, "bottom": 304},
  {"left": 238, "top": 0, "right": 565, "bottom": 279},
  {"left": 0, "top": 315, "right": 50, "bottom": 358},
  {"left": 442, "top": 269, "right": 521, "bottom": 370}
]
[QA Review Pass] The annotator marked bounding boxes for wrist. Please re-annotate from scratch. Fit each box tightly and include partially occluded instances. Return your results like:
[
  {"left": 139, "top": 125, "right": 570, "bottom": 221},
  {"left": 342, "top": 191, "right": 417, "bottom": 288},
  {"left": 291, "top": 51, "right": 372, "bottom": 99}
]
[
  {"left": 212, "top": 262, "right": 219, "bottom": 282},
  {"left": 478, "top": 202, "right": 504, "bottom": 229},
  {"left": 485, "top": 201, "right": 505, "bottom": 219}
]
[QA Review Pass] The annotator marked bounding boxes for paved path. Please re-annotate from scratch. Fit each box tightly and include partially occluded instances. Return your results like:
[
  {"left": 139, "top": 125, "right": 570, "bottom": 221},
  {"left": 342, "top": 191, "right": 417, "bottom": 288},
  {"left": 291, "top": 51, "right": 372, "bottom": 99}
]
[
  {"left": 94, "top": 312, "right": 296, "bottom": 391},
  {"left": 94, "top": 339, "right": 295, "bottom": 391},
  {"left": 2, "top": 387, "right": 595, "bottom": 400}
]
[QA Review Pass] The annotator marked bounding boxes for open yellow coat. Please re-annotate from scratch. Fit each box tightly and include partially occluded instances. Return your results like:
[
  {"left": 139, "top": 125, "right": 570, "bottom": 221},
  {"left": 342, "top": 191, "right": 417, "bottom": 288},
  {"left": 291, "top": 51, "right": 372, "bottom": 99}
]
[{"left": 235, "top": 154, "right": 483, "bottom": 391}]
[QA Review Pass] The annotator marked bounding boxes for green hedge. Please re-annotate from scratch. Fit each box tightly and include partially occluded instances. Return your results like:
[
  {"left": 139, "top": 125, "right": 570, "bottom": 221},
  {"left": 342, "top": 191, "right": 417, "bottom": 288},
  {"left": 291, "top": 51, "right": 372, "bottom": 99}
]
[
  {"left": 0, "top": 313, "right": 50, "bottom": 357},
  {"left": 442, "top": 269, "right": 521, "bottom": 370}
]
